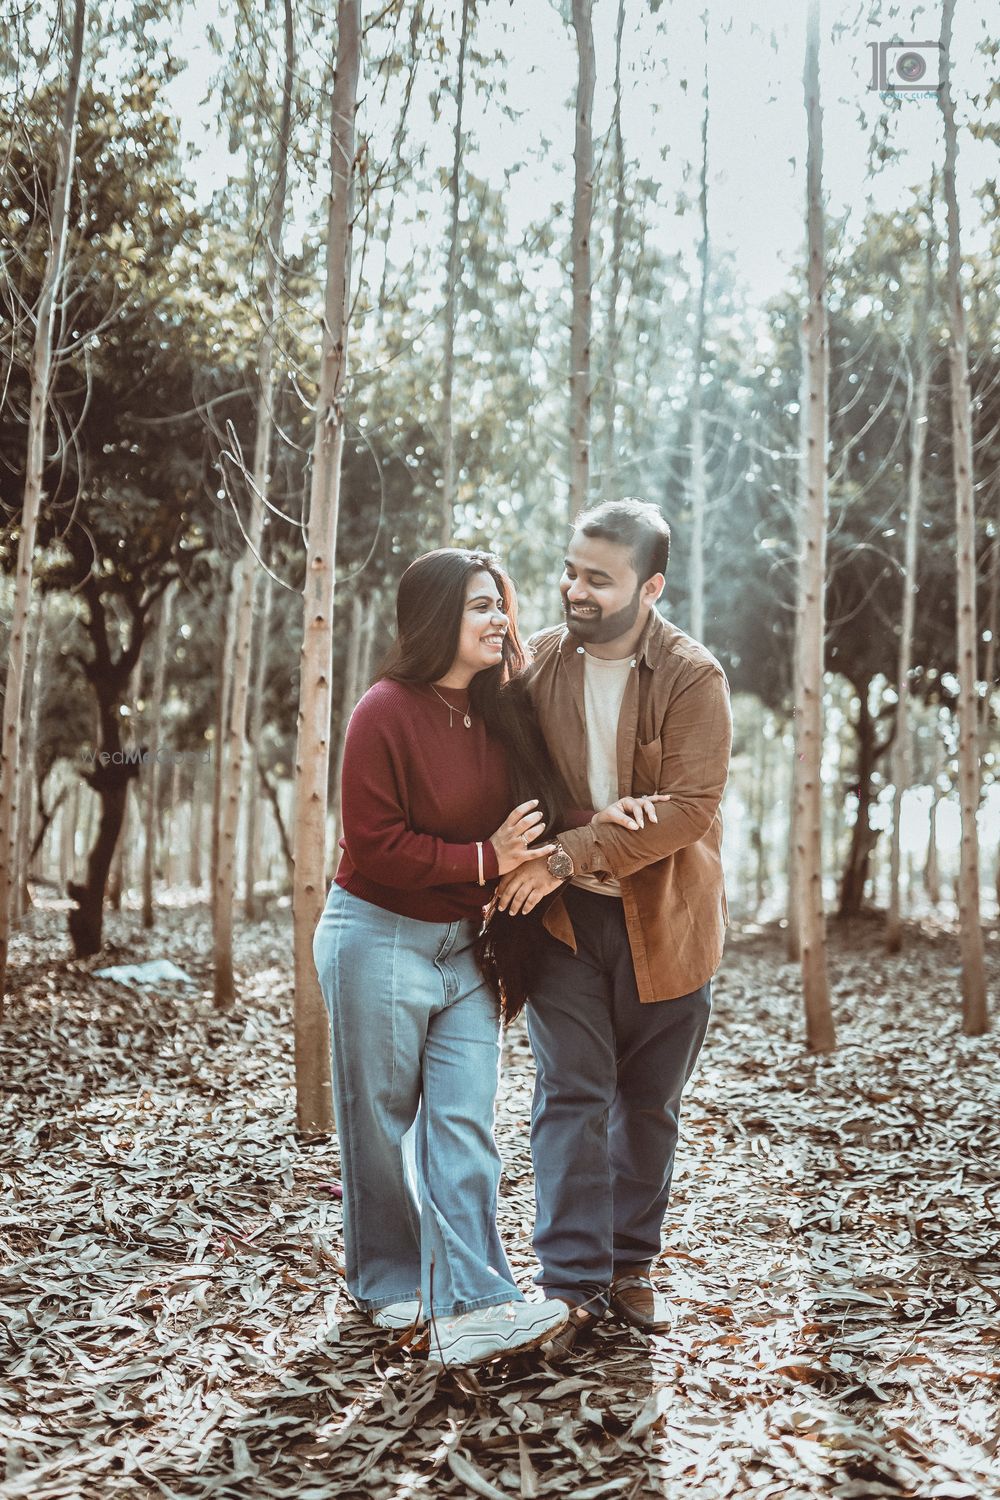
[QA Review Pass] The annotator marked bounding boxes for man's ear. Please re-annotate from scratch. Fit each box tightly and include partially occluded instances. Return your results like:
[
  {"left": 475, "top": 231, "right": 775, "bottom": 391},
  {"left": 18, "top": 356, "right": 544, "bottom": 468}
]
[{"left": 642, "top": 573, "right": 665, "bottom": 605}]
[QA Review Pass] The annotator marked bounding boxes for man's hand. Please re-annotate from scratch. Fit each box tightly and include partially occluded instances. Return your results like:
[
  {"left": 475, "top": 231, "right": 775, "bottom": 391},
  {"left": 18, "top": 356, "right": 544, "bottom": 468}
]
[
  {"left": 496, "top": 857, "right": 564, "bottom": 916},
  {"left": 592, "top": 793, "right": 671, "bottom": 831}
]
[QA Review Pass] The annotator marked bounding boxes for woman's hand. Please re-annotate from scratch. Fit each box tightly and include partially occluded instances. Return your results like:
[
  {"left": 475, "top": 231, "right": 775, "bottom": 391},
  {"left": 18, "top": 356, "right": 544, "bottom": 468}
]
[
  {"left": 490, "top": 799, "right": 557, "bottom": 875},
  {"left": 592, "top": 793, "right": 671, "bottom": 831}
]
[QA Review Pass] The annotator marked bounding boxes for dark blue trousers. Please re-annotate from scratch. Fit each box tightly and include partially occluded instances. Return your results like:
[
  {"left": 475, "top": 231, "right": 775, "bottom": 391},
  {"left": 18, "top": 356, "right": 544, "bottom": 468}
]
[{"left": 526, "top": 885, "right": 711, "bottom": 1312}]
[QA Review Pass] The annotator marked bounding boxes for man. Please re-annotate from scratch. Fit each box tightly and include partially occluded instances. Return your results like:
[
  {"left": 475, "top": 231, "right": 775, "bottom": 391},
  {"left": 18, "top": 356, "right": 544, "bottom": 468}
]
[{"left": 497, "top": 497, "right": 732, "bottom": 1352}]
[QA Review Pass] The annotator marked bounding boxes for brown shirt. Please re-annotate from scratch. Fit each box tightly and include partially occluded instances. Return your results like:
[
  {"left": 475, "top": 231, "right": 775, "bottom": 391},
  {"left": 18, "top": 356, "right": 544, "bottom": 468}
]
[{"left": 526, "top": 609, "right": 733, "bottom": 1003}]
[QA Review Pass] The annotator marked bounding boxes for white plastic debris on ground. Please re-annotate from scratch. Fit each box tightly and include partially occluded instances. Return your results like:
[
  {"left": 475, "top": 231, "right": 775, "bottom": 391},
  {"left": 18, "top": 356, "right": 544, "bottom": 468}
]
[{"left": 93, "top": 959, "right": 195, "bottom": 988}]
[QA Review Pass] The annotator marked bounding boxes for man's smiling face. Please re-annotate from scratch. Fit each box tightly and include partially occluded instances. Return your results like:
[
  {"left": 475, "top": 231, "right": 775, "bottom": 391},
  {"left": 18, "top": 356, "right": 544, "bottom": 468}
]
[{"left": 560, "top": 531, "right": 645, "bottom": 646}]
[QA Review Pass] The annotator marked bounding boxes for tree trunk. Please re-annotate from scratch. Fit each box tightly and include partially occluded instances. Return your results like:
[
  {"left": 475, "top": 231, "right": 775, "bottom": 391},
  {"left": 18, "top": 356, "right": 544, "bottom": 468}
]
[
  {"left": 65, "top": 573, "right": 149, "bottom": 956},
  {"left": 752, "top": 706, "right": 770, "bottom": 917},
  {"left": 981, "top": 530, "right": 1000, "bottom": 907},
  {"left": 109, "top": 660, "right": 141, "bottom": 911},
  {"left": 924, "top": 728, "right": 943, "bottom": 905},
  {"left": 0, "top": 0, "right": 86, "bottom": 1002},
  {"left": 331, "top": 589, "right": 367, "bottom": 850},
  {"left": 214, "top": 0, "right": 294, "bottom": 1006},
  {"left": 244, "top": 568, "right": 273, "bottom": 921},
  {"left": 600, "top": 0, "right": 626, "bottom": 481},
  {"left": 261, "top": 765, "right": 294, "bottom": 880},
  {"left": 438, "top": 0, "right": 470, "bottom": 545},
  {"left": 141, "top": 585, "right": 174, "bottom": 929},
  {"left": 211, "top": 579, "right": 236, "bottom": 922},
  {"left": 838, "top": 681, "right": 881, "bottom": 917},
  {"left": 61, "top": 781, "right": 78, "bottom": 892},
  {"left": 794, "top": 0, "right": 835, "bottom": 1050},
  {"left": 292, "top": 0, "right": 361, "bottom": 1136},
  {"left": 166, "top": 759, "right": 181, "bottom": 889},
  {"left": 189, "top": 758, "right": 206, "bottom": 890},
  {"left": 785, "top": 734, "right": 800, "bottom": 959},
  {"left": 939, "top": 0, "right": 988, "bottom": 1034},
  {"left": 979, "top": 532, "right": 999, "bottom": 739},
  {"left": 359, "top": 590, "right": 378, "bottom": 687},
  {"left": 68, "top": 779, "right": 125, "bottom": 956},
  {"left": 687, "top": 13, "right": 710, "bottom": 642},
  {"left": 107, "top": 781, "right": 128, "bottom": 910},
  {"left": 568, "top": 0, "right": 595, "bottom": 519},
  {"left": 12, "top": 595, "right": 47, "bottom": 924},
  {"left": 887, "top": 227, "right": 933, "bottom": 953},
  {"left": 31, "top": 780, "right": 66, "bottom": 872}
]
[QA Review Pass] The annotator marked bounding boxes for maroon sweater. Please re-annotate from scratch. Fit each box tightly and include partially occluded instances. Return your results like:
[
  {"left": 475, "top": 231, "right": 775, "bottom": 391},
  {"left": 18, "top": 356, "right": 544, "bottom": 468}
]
[{"left": 336, "top": 679, "right": 512, "bottom": 922}]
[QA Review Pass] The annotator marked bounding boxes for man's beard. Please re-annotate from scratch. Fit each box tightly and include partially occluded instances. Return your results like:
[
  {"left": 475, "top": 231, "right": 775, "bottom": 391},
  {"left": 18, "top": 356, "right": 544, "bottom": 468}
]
[{"left": 563, "top": 588, "right": 642, "bottom": 644}]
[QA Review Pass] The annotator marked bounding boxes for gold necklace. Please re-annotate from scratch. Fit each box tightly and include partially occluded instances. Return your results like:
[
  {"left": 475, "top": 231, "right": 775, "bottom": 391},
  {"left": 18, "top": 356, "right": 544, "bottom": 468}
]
[{"left": 430, "top": 683, "right": 472, "bottom": 729}]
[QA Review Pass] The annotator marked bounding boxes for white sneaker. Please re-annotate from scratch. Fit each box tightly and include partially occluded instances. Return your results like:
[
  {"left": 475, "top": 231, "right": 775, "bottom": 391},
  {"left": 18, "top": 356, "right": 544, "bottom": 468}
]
[
  {"left": 427, "top": 1298, "right": 569, "bottom": 1367},
  {"left": 371, "top": 1299, "right": 424, "bottom": 1330}
]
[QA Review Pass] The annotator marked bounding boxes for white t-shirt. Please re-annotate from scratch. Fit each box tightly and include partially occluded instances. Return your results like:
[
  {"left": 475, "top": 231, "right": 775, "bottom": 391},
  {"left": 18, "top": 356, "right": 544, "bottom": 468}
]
[{"left": 571, "top": 652, "right": 632, "bottom": 898}]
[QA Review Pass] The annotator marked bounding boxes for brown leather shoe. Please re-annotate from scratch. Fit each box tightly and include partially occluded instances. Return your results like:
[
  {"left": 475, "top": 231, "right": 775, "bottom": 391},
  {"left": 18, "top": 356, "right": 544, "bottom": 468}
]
[
  {"left": 609, "top": 1273, "right": 672, "bottom": 1332},
  {"left": 539, "top": 1303, "right": 599, "bottom": 1359}
]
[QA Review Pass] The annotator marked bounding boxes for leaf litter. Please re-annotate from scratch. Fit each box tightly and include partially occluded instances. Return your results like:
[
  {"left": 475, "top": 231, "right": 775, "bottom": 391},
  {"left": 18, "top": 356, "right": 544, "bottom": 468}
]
[{"left": 1, "top": 904, "right": 998, "bottom": 1498}]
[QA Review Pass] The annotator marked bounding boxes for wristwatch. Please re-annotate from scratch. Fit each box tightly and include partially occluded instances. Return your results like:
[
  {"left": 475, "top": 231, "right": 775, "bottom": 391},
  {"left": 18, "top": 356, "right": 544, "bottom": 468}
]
[{"left": 546, "top": 842, "right": 574, "bottom": 881}]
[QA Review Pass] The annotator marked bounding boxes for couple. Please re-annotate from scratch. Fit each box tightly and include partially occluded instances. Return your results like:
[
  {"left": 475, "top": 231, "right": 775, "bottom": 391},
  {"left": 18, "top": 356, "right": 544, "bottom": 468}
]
[{"left": 312, "top": 498, "right": 732, "bottom": 1367}]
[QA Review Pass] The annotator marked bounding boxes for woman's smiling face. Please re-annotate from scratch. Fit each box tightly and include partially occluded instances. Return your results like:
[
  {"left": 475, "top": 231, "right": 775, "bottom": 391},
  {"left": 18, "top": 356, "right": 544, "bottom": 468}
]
[{"left": 448, "top": 569, "right": 509, "bottom": 681}]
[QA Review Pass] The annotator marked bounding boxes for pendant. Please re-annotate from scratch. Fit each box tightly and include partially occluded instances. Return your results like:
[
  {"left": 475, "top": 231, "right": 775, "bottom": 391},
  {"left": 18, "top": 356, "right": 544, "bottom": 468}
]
[{"left": 463, "top": 711, "right": 472, "bottom": 729}]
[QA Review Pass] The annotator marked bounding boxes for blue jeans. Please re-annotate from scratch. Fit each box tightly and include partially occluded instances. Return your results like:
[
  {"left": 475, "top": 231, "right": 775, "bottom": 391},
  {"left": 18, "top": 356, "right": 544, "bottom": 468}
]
[
  {"left": 526, "top": 886, "right": 711, "bottom": 1312},
  {"left": 312, "top": 883, "right": 523, "bottom": 1318}
]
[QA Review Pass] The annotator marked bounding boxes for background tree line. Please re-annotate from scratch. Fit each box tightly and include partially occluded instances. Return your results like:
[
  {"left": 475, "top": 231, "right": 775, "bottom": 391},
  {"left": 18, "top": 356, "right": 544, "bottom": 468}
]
[{"left": 1, "top": 0, "right": 997, "bottom": 1112}]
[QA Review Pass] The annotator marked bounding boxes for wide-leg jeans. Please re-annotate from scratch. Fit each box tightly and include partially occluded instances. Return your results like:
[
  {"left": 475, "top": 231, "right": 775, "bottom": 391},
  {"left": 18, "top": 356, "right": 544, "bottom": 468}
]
[
  {"left": 312, "top": 883, "right": 523, "bottom": 1318},
  {"left": 526, "top": 885, "right": 712, "bottom": 1312}
]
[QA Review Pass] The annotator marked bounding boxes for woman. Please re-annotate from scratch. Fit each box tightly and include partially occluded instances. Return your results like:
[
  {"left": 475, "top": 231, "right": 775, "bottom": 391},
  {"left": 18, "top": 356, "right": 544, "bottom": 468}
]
[{"left": 312, "top": 548, "right": 571, "bottom": 1368}]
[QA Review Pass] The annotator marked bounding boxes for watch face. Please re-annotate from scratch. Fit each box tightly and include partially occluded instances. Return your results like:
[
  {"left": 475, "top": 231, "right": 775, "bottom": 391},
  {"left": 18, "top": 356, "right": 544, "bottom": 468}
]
[{"left": 548, "top": 847, "right": 573, "bottom": 880}]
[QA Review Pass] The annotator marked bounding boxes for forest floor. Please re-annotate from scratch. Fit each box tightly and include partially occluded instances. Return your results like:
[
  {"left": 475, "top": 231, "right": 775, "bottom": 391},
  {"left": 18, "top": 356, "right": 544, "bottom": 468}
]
[{"left": 1, "top": 899, "right": 999, "bottom": 1500}]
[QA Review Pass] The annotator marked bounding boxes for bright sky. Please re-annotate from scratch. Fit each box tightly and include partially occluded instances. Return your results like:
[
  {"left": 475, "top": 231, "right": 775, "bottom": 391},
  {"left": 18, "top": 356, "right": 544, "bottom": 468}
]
[{"left": 167, "top": 0, "right": 995, "bottom": 309}]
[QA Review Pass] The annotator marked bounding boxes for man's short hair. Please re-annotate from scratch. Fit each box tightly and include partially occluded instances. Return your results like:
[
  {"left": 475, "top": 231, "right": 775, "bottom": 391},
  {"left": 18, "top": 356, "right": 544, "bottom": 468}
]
[{"left": 574, "top": 497, "right": 671, "bottom": 583}]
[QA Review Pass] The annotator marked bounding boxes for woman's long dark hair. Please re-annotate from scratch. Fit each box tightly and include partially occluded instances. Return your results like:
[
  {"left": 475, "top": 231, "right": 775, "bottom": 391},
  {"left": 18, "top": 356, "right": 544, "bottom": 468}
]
[{"left": 379, "top": 548, "right": 568, "bottom": 1023}]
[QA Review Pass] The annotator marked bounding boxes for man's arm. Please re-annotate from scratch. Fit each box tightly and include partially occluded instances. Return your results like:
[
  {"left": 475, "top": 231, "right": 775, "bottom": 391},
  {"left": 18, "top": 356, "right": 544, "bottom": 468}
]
[{"left": 557, "top": 662, "right": 732, "bottom": 881}]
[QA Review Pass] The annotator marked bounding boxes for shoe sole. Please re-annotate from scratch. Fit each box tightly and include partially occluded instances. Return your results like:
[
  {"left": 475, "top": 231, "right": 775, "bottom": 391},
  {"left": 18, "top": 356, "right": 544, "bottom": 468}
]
[{"left": 426, "top": 1312, "right": 570, "bottom": 1368}]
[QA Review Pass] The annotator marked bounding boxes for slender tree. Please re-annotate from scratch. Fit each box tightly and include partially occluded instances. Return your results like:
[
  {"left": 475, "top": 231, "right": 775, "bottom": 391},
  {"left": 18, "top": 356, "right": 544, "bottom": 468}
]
[
  {"left": 887, "top": 226, "right": 934, "bottom": 952},
  {"left": 687, "top": 10, "right": 710, "bottom": 642},
  {"left": 600, "top": 0, "right": 626, "bottom": 481},
  {"left": 924, "top": 723, "right": 944, "bottom": 905},
  {"left": 141, "top": 584, "right": 174, "bottom": 928},
  {"left": 243, "top": 567, "right": 272, "bottom": 920},
  {"left": 211, "top": 577, "right": 236, "bottom": 922},
  {"left": 331, "top": 589, "right": 365, "bottom": 845},
  {"left": 189, "top": 760, "right": 206, "bottom": 890},
  {"left": 12, "top": 595, "right": 47, "bottom": 923},
  {"left": 214, "top": 0, "right": 295, "bottom": 1007},
  {"left": 108, "top": 661, "right": 140, "bottom": 911},
  {"left": 793, "top": 0, "right": 835, "bottom": 1050},
  {"left": 0, "top": 0, "right": 86, "bottom": 1001},
  {"left": 291, "top": 0, "right": 362, "bottom": 1135},
  {"left": 938, "top": 0, "right": 988, "bottom": 1034},
  {"left": 981, "top": 531, "right": 999, "bottom": 742},
  {"left": 439, "top": 0, "right": 470, "bottom": 545},
  {"left": 568, "top": 0, "right": 595, "bottom": 518}
]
